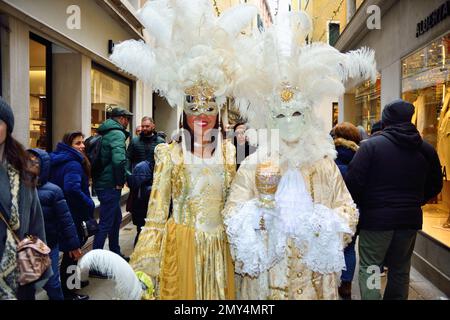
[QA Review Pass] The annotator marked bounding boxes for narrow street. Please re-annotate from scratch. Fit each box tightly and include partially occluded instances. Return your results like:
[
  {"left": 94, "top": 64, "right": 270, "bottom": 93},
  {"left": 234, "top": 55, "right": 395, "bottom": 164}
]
[{"left": 37, "top": 221, "right": 448, "bottom": 300}]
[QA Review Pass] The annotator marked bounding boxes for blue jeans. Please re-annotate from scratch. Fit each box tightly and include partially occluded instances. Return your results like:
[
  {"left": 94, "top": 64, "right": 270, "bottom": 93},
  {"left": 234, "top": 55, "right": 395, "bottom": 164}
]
[
  {"left": 93, "top": 189, "right": 122, "bottom": 254},
  {"left": 43, "top": 245, "right": 64, "bottom": 300},
  {"left": 341, "top": 235, "right": 357, "bottom": 283}
]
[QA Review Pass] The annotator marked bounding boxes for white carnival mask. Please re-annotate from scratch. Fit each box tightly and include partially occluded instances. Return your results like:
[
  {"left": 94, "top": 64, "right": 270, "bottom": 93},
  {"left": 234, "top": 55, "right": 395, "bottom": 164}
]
[{"left": 269, "top": 83, "right": 311, "bottom": 143}]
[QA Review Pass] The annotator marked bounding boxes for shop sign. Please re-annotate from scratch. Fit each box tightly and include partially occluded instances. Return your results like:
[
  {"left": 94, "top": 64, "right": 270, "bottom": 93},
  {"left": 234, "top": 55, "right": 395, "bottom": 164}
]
[{"left": 416, "top": 1, "right": 450, "bottom": 38}]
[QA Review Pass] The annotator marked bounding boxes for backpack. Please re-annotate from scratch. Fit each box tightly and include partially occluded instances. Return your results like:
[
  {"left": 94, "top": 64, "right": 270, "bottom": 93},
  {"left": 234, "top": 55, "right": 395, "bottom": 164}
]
[{"left": 85, "top": 134, "right": 103, "bottom": 175}]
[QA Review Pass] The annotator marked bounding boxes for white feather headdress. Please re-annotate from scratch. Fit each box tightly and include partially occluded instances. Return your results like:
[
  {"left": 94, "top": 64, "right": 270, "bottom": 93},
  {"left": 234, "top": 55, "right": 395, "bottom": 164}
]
[
  {"left": 110, "top": 0, "right": 258, "bottom": 109},
  {"left": 233, "top": 11, "right": 377, "bottom": 130}
]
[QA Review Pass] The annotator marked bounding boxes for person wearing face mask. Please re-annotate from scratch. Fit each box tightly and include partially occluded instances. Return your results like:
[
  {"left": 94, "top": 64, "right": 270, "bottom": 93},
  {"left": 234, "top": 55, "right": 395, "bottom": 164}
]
[
  {"left": 74, "top": 1, "right": 258, "bottom": 300},
  {"left": 49, "top": 131, "right": 94, "bottom": 300},
  {"left": 222, "top": 11, "right": 376, "bottom": 300}
]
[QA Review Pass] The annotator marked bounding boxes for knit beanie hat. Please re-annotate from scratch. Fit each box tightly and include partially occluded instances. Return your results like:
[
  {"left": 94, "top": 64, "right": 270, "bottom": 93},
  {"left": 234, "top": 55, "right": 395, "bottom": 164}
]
[
  {"left": 0, "top": 96, "right": 15, "bottom": 134},
  {"left": 382, "top": 99, "right": 415, "bottom": 126}
]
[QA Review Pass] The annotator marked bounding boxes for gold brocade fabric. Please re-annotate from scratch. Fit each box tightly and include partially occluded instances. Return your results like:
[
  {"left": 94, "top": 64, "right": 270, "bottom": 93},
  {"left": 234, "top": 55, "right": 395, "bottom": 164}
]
[
  {"left": 130, "top": 141, "right": 236, "bottom": 300},
  {"left": 223, "top": 155, "right": 359, "bottom": 300}
]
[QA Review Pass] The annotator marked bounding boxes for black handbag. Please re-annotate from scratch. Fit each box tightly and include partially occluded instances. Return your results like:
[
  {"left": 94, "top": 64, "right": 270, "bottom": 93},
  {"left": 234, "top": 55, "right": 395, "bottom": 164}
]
[{"left": 81, "top": 218, "right": 99, "bottom": 239}]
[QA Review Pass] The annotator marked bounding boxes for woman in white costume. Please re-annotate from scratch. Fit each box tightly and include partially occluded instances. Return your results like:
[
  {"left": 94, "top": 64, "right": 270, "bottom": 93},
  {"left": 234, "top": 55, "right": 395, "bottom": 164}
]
[{"left": 222, "top": 12, "right": 377, "bottom": 300}]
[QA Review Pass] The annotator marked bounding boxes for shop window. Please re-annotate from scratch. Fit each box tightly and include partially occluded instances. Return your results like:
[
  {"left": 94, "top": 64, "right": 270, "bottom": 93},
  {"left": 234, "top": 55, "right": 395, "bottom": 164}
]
[
  {"left": 91, "top": 63, "right": 132, "bottom": 135},
  {"left": 402, "top": 32, "right": 450, "bottom": 247},
  {"left": 332, "top": 102, "right": 339, "bottom": 127},
  {"left": 354, "top": 74, "right": 381, "bottom": 133},
  {"left": 29, "top": 35, "right": 52, "bottom": 151}
]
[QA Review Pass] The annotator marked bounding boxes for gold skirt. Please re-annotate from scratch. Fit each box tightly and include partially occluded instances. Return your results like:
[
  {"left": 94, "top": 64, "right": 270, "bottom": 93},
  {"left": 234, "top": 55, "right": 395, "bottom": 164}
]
[{"left": 159, "top": 218, "right": 235, "bottom": 300}]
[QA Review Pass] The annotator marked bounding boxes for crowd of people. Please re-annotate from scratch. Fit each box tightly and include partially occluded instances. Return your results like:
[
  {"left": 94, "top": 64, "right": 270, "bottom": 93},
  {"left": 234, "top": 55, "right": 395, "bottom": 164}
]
[
  {"left": 0, "top": 97, "right": 444, "bottom": 301},
  {"left": 0, "top": 97, "right": 173, "bottom": 300},
  {"left": 0, "top": 0, "right": 444, "bottom": 302},
  {"left": 0, "top": 91, "right": 260, "bottom": 301},
  {"left": 330, "top": 100, "right": 443, "bottom": 300}
]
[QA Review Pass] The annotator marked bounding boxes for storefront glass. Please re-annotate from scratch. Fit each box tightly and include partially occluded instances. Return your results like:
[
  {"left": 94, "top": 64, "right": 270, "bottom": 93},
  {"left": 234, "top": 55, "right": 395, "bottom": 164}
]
[
  {"left": 29, "top": 38, "right": 49, "bottom": 150},
  {"left": 402, "top": 32, "right": 450, "bottom": 247},
  {"left": 91, "top": 64, "right": 132, "bottom": 135},
  {"left": 354, "top": 75, "right": 381, "bottom": 133}
]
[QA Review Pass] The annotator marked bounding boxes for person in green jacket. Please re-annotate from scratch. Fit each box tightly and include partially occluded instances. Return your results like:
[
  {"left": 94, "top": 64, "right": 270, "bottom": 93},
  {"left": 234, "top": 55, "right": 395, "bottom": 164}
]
[{"left": 92, "top": 107, "right": 132, "bottom": 268}]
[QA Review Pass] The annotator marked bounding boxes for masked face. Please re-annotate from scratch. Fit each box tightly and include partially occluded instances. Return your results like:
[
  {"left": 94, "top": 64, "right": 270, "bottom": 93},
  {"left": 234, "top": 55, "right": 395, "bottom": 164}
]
[
  {"left": 183, "top": 94, "right": 219, "bottom": 117},
  {"left": 183, "top": 80, "right": 220, "bottom": 118},
  {"left": 272, "top": 108, "right": 306, "bottom": 143}
]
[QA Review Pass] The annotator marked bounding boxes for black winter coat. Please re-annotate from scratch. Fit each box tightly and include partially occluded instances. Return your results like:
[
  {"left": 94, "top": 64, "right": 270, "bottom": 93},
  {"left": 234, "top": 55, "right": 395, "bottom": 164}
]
[
  {"left": 31, "top": 149, "right": 80, "bottom": 251},
  {"left": 127, "top": 132, "right": 165, "bottom": 171},
  {"left": 345, "top": 122, "right": 443, "bottom": 231},
  {"left": 50, "top": 143, "right": 95, "bottom": 242}
]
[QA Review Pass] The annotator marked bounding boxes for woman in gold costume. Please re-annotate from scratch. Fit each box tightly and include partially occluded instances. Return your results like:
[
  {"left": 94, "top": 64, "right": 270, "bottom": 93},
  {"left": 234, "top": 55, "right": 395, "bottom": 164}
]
[{"left": 107, "top": 0, "right": 258, "bottom": 299}]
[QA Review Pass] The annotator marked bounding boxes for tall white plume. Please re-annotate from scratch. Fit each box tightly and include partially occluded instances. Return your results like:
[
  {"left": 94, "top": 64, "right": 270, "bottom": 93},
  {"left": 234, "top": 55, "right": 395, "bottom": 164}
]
[
  {"left": 218, "top": 4, "right": 258, "bottom": 37},
  {"left": 136, "top": 0, "right": 173, "bottom": 47},
  {"left": 233, "top": 11, "right": 377, "bottom": 130},
  {"left": 78, "top": 250, "right": 143, "bottom": 300}
]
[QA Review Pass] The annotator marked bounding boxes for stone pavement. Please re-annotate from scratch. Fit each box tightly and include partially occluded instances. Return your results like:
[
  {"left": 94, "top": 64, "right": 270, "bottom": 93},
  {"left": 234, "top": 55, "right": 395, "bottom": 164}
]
[{"left": 37, "top": 222, "right": 448, "bottom": 300}]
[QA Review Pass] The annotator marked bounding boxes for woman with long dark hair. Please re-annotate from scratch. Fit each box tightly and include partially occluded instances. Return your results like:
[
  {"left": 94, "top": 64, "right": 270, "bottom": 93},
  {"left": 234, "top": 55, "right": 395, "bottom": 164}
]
[
  {"left": 130, "top": 103, "right": 237, "bottom": 299},
  {"left": 49, "top": 131, "right": 94, "bottom": 300},
  {"left": 0, "top": 97, "right": 49, "bottom": 300}
]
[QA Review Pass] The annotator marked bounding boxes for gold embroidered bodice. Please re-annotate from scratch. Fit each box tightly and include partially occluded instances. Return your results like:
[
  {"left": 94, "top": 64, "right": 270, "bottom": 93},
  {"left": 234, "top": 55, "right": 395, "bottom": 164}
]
[{"left": 130, "top": 141, "right": 236, "bottom": 278}]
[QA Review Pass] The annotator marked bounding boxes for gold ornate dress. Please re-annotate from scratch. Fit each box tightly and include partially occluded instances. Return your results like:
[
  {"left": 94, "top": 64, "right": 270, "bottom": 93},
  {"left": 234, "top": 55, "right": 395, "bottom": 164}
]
[
  {"left": 222, "top": 154, "right": 358, "bottom": 300},
  {"left": 130, "top": 141, "right": 236, "bottom": 300}
]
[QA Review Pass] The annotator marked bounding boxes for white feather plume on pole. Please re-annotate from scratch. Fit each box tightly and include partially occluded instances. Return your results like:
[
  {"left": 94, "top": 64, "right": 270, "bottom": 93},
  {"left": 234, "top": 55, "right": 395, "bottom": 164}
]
[{"left": 78, "top": 249, "right": 143, "bottom": 300}]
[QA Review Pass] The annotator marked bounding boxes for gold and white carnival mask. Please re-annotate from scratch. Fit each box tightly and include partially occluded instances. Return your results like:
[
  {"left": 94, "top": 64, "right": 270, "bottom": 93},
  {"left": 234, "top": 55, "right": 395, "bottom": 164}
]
[{"left": 183, "top": 81, "right": 220, "bottom": 116}]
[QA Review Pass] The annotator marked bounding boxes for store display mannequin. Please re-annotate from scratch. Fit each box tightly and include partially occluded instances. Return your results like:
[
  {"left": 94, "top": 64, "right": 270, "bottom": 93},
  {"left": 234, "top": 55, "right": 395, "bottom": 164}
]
[
  {"left": 437, "top": 88, "right": 450, "bottom": 228},
  {"left": 222, "top": 12, "right": 377, "bottom": 299}
]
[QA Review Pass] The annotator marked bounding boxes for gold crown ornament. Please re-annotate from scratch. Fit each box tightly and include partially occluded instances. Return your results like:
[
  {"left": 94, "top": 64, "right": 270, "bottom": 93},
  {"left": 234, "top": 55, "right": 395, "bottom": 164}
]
[
  {"left": 184, "top": 80, "right": 217, "bottom": 105},
  {"left": 279, "top": 82, "right": 296, "bottom": 103}
]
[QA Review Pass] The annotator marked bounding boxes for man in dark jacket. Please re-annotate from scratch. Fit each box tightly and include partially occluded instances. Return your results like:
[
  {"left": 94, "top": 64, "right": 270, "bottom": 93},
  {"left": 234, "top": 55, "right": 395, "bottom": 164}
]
[
  {"left": 126, "top": 116, "right": 165, "bottom": 246},
  {"left": 345, "top": 99, "right": 443, "bottom": 300},
  {"left": 92, "top": 107, "right": 132, "bottom": 261},
  {"left": 28, "top": 149, "right": 82, "bottom": 300}
]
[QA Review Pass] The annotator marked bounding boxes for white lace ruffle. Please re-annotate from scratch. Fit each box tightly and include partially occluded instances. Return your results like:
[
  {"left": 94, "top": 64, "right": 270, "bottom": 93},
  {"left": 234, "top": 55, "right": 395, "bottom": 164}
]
[
  {"left": 296, "top": 203, "right": 351, "bottom": 274},
  {"left": 226, "top": 168, "right": 353, "bottom": 276},
  {"left": 224, "top": 199, "right": 287, "bottom": 277}
]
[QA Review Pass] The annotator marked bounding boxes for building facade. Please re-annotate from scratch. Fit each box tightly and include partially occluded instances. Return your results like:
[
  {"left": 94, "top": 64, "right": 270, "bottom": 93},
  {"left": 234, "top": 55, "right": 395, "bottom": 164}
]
[
  {"left": 335, "top": 0, "right": 450, "bottom": 296},
  {"left": 0, "top": 0, "right": 154, "bottom": 150}
]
